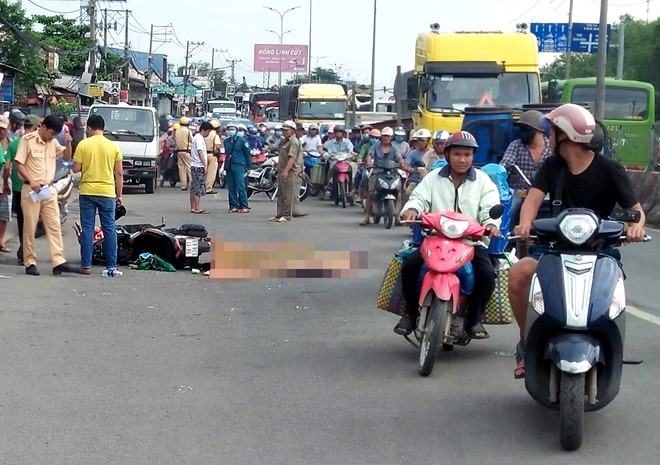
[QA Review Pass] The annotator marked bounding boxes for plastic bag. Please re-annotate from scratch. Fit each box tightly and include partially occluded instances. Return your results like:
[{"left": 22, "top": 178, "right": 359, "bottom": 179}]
[
  {"left": 134, "top": 252, "right": 176, "bottom": 272},
  {"left": 480, "top": 163, "right": 511, "bottom": 201}
]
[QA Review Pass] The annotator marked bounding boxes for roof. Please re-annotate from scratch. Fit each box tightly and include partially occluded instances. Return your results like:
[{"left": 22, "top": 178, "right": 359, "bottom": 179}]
[{"left": 108, "top": 47, "right": 166, "bottom": 78}]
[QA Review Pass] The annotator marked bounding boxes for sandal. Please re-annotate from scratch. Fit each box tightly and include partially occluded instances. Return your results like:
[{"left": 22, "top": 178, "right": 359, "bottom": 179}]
[
  {"left": 359, "top": 220, "right": 370, "bottom": 227},
  {"left": 514, "top": 358, "right": 525, "bottom": 379},
  {"left": 238, "top": 208, "right": 250, "bottom": 213},
  {"left": 229, "top": 208, "right": 239, "bottom": 213},
  {"left": 393, "top": 315, "right": 414, "bottom": 336},
  {"left": 193, "top": 210, "right": 209, "bottom": 214},
  {"left": 469, "top": 322, "right": 490, "bottom": 340},
  {"left": 0, "top": 245, "right": 10, "bottom": 253}
]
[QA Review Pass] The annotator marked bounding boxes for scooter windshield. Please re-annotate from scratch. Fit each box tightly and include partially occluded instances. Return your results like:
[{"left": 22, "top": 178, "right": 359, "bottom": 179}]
[{"left": 53, "top": 158, "right": 72, "bottom": 182}]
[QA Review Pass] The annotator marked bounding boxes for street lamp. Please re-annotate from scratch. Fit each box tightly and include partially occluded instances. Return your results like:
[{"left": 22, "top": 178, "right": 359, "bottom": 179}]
[{"left": 264, "top": 5, "right": 301, "bottom": 89}]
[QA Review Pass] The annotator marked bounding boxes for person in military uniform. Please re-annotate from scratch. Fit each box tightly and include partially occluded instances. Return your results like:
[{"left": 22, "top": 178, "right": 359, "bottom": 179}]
[
  {"left": 14, "top": 115, "right": 79, "bottom": 276},
  {"left": 174, "top": 116, "right": 192, "bottom": 190},
  {"left": 270, "top": 120, "right": 304, "bottom": 223},
  {"left": 205, "top": 119, "right": 222, "bottom": 194}
]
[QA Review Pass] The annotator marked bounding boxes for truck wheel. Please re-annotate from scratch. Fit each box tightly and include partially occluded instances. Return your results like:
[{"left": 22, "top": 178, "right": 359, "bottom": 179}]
[{"left": 145, "top": 177, "right": 155, "bottom": 194}]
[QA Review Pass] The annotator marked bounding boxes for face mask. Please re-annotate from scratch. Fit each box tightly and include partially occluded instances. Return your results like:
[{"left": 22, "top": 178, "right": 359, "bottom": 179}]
[
  {"left": 227, "top": 130, "right": 237, "bottom": 137},
  {"left": 237, "top": 131, "right": 245, "bottom": 137},
  {"left": 275, "top": 131, "right": 282, "bottom": 137},
  {"left": 519, "top": 126, "right": 536, "bottom": 144},
  {"left": 249, "top": 133, "right": 257, "bottom": 138},
  {"left": 362, "top": 133, "right": 369, "bottom": 140},
  {"left": 370, "top": 137, "right": 379, "bottom": 144},
  {"left": 394, "top": 134, "right": 404, "bottom": 142}
]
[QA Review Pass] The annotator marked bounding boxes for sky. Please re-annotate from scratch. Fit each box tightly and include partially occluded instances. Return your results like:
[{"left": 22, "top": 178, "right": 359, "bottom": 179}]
[{"left": 19, "top": 0, "right": 660, "bottom": 96}]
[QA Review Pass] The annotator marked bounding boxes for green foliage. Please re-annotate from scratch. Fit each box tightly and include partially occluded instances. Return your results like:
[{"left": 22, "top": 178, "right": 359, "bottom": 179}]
[
  {"left": 287, "top": 67, "right": 341, "bottom": 85},
  {"left": 97, "top": 52, "right": 125, "bottom": 82},
  {"left": 50, "top": 97, "right": 75, "bottom": 115},
  {"left": 32, "top": 14, "right": 89, "bottom": 76}
]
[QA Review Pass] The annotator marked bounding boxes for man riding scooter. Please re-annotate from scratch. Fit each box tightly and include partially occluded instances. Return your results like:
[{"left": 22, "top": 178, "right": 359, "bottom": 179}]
[
  {"left": 396, "top": 131, "right": 501, "bottom": 339},
  {"left": 321, "top": 125, "right": 354, "bottom": 201}
]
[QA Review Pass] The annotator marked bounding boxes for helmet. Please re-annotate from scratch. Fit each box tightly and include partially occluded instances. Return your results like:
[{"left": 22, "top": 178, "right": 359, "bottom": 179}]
[
  {"left": 351, "top": 126, "right": 361, "bottom": 133},
  {"left": 210, "top": 119, "right": 220, "bottom": 129},
  {"left": 249, "top": 127, "right": 258, "bottom": 134},
  {"left": 274, "top": 124, "right": 283, "bottom": 130},
  {"left": 413, "top": 128, "right": 431, "bottom": 139},
  {"left": 282, "top": 120, "right": 296, "bottom": 130},
  {"left": 361, "top": 124, "right": 372, "bottom": 131},
  {"left": 9, "top": 109, "right": 25, "bottom": 124},
  {"left": 381, "top": 127, "right": 394, "bottom": 137},
  {"left": 172, "top": 123, "right": 180, "bottom": 131},
  {"left": 179, "top": 116, "right": 189, "bottom": 125},
  {"left": 541, "top": 103, "right": 595, "bottom": 144},
  {"left": 333, "top": 125, "right": 346, "bottom": 133},
  {"left": 25, "top": 114, "right": 41, "bottom": 127},
  {"left": 517, "top": 110, "right": 545, "bottom": 132},
  {"left": 237, "top": 123, "right": 248, "bottom": 131},
  {"left": 444, "top": 131, "right": 479, "bottom": 151},
  {"left": 369, "top": 128, "right": 381, "bottom": 137},
  {"left": 308, "top": 123, "right": 319, "bottom": 130},
  {"left": 433, "top": 129, "right": 450, "bottom": 142},
  {"left": 226, "top": 122, "right": 238, "bottom": 130},
  {"left": 394, "top": 126, "right": 406, "bottom": 136}
]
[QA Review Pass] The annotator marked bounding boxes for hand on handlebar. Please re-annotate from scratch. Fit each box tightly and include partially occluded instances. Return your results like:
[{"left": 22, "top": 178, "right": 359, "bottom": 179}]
[
  {"left": 402, "top": 209, "right": 418, "bottom": 222},
  {"left": 485, "top": 224, "right": 500, "bottom": 238},
  {"left": 514, "top": 223, "right": 533, "bottom": 242},
  {"left": 626, "top": 223, "right": 646, "bottom": 243}
]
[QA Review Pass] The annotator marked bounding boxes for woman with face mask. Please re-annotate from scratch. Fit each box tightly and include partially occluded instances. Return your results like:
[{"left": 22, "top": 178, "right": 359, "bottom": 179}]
[
  {"left": 500, "top": 109, "right": 551, "bottom": 227},
  {"left": 392, "top": 126, "right": 410, "bottom": 156}
]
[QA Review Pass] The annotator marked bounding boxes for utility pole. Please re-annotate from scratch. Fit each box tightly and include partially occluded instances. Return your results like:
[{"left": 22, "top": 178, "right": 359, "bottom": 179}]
[
  {"left": 369, "top": 0, "right": 377, "bottom": 111},
  {"left": 594, "top": 0, "right": 608, "bottom": 120},
  {"left": 308, "top": 0, "right": 312, "bottom": 83},
  {"left": 226, "top": 59, "right": 241, "bottom": 85},
  {"left": 123, "top": 9, "right": 130, "bottom": 83},
  {"left": 88, "top": 0, "right": 96, "bottom": 76},
  {"left": 616, "top": 21, "right": 625, "bottom": 79},
  {"left": 565, "top": 0, "right": 574, "bottom": 79},
  {"left": 184, "top": 40, "right": 190, "bottom": 115},
  {"left": 103, "top": 8, "right": 108, "bottom": 59},
  {"left": 146, "top": 24, "right": 154, "bottom": 107},
  {"left": 210, "top": 48, "right": 215, "bottom": 98}
]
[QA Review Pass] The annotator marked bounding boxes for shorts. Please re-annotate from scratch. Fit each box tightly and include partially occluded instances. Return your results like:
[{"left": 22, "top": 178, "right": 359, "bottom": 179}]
[
  {"left": 368, "top": 174, "right": 377, "bottom": 192},
  {"left": 0, "top": 195, "right": 10, "bottom": 222},
  {"left": 190, "top": 166, "right": 206, "bottom": 196}
]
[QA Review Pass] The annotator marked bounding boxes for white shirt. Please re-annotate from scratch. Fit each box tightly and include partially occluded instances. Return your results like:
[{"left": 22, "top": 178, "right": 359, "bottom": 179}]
[
  {"left": 300, "top": 135, "right": 323, "bottom": 152},
  {"left": 191, "top": 133, "right": 207, "bottom": 168}
]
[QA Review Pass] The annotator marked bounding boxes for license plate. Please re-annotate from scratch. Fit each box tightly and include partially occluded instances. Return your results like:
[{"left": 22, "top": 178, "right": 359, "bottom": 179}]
[{"left": 185, "top": 239, "right": 199, "bottom": 258}]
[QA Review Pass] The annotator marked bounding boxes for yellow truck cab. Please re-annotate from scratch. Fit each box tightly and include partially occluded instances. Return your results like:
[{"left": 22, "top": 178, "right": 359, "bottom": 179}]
[
  {"left": 406, "top": 25, "right": 542, "bottom": 134},
  {"left": 279, "top": 83, "right": 347, "bottom": 127}
]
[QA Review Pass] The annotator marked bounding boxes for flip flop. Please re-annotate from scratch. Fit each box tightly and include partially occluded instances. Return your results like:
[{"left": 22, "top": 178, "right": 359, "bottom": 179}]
[
  {"left": 0, "top": 245, "right": 10, "bottom": 253},
  {"left": 193, "top": 210, "right": 209, "bottom": 214},
  {"left": 359, "top": 220, "right": 370, "bottom": 227},
  {"left": 393, "top": 315, "right": 414, "bottom": 336},
  {"left": 469, "top": 322, "right": 490, "bottom": 340}
]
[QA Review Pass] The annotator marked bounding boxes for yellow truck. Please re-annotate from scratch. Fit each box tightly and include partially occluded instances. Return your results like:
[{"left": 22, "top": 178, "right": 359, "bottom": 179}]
[
  {"left": 279, "top": 83, "right": 347, "bottom": 127},
  {"left": 406, "top": 25, "right": 542, "bottom": 134}
]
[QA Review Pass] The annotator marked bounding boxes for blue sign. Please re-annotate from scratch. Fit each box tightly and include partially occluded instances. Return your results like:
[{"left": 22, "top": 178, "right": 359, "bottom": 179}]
[
  {"left": 530, "top": 22, "right": 611, "bottom": 54},
  {"left": 0, "top": 75, "right": 14, "bottom": 103}
]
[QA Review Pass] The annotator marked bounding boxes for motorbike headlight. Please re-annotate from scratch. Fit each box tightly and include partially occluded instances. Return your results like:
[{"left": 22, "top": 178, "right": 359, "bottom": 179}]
[
  {"left": 391, "top": 177, "right": 401, "bottom": 188},
  {"left": 529, "top": 275, "right": 544, "bottom": 315},
  {"left": 439, "top": 216, "right": 469, "bottom": 239},
  {"left": 558, "top": 214, "right": 598, "bottom": 245},
  {"left": 378, "top": 178, "right": 389, "bottom": 189},
  {"left": 134, "top": 160, "right": 143, "bottom": 166},
  {"left": 608, "top": 277, "right": 626, "bottom": 319}
]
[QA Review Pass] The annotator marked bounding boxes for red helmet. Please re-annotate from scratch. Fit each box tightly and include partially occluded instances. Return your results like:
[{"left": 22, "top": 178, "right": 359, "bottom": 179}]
[
  {"left": 542, "top": 103, "right": 596, "bottom": 144},
  {"left": 444, "top": 131, "right": 478, "bottom": 151}
]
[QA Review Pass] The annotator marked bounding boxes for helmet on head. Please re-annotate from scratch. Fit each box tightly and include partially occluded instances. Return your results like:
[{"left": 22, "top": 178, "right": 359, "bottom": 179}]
[
  {"left": 381, "top": 127, "right": 394, "bottom": 137},
  {"left": 369, "top": 128, "right": 381, "bottom": 138},
  {"left": 282, "top": 120, "right": 296, "bottom": 130},
  {"left": 226, "top": 122, "right": 238, "bottom": 130},
  {"left": 517, "top": 110, "right": 545, "bottom": 132},
  {"left": 9, "top": 109, "right": 25, "bottom": 124},
  {"left": 333, "top": 125, "right": 346, "bottom": 134},
  {"left": 274, "top": 123, "right": 283, "bottom": 130},
  {"left": 541, "top": 103, "right": 595, "bottom": 144},
  {"left": 412, "top": 128, "right": 431, "bottom": 139},
  {"left": 308, "top": 123, "right": 319, "bottom": 130},
  {"left": 179, "top": 116, "right": 189, "bottom": 125},
  {"left": 210, "top": 119, "right": 220, "bottom": 129},
  {"left": 433, "top": 129, "right": 450, "bottom": 142},
  {"left": 444, "top": 131, "right": 479, "bottom": 152},
  {"left": 394, "top": 126, "right": 406, "bottom": 136},
  {"left": 361, "top": 124, "right": 372, "bottom": 131},
  {"left": 249, "top": 126, "right": 258, "bottom": 134},
  {"left": 172, "top": 123, "right": 180, "bottom": 131},
  {"left": 237, "top": 123, "right": 247, "bottom": 131}
]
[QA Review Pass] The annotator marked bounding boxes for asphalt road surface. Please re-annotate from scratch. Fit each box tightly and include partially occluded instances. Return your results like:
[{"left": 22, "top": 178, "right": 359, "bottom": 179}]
[{"left": 1, "top": 184, "right": 659, "bottom": 465}]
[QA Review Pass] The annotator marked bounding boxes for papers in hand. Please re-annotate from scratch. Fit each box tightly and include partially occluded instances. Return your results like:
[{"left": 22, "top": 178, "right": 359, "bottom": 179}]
[{"left": 29, "top": 186, "right": 52, "bottom": 202}]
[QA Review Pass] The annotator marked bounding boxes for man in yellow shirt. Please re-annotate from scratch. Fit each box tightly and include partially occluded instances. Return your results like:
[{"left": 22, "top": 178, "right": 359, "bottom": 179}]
[{"left": 72, "top": 114, "right": 123, "bottom": 275}]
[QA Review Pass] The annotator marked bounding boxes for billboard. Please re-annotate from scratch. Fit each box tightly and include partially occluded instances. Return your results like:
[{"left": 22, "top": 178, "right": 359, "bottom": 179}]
[
  {"left": 0, "top": 75, "right": 14, "bottom": 103},
  {"left": 254, "top": 44, "right": 309, "bottom": 73}
]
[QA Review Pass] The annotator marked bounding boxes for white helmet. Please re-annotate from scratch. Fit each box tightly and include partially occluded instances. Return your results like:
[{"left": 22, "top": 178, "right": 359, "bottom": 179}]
[
  {"left": 542, "top": 103, "right": 596, "bottom": 144},
  {"left": 413, "top": 128, "right": 431, "bottom": 139},
  {"left": 433, "top": 129, "right": 450, "bottom": 142},
  {"left": 274, "top": 124, "right": 283, "bottom": 130},
  {"left": 282, "top": 120, "right": 296, "bottom": 130},
  {"left": 237, "top": 123, "right": 248, "bottom": 131}
]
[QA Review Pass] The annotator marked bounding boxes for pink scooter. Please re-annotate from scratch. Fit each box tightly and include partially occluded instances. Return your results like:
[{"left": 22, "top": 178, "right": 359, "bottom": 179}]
[{"left": 332, "top": 153, "right": 354, "bottom": 208}]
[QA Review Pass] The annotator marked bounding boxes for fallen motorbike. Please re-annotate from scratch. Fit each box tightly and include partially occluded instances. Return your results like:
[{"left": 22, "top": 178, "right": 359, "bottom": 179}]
[
  {"left": 35, "top": 158, "right": 73, "bottom": 238},
  {"left": 73, "top": 218, "right": 210, "bottom": 269},
  {"left": 245, "top": 153, "right": 311, "bottom": 202},
  {"left": 512, "top": 208, "right": 650, "bottom": 450},
  {"left": 402, "top": 205, "right": 503, "bottom": 376},
  {"left": 371, "top": 160, "right": 404, "bottom": 229}
]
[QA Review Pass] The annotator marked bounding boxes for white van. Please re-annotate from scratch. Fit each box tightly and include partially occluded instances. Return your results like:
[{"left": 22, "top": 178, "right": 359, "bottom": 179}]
[
  {"left": 207, "top": 99, "right": 237, "bottom": 119},
  {"left": 88, "top": 103, "right": 159, "bottom": 193}
]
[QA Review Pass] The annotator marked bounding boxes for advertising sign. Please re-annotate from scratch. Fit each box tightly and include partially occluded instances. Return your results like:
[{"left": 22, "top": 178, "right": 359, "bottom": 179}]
[
  {"left": 0, "top": 75, "right": 15, "bottom": 103},
  {"left": 254, "top": 44, "right": 309, "bottom": 73}
]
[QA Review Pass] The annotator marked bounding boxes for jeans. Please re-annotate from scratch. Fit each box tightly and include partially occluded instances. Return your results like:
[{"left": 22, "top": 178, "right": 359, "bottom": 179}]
[
  {"left": 227, "top": 163, "right": 249, "bottom": 209},
  {"left": 79, "top": 195, "right": 117, "bottom": 269},
  {"left": 401, "top": 246, "right": 496, "bottom": 328}
]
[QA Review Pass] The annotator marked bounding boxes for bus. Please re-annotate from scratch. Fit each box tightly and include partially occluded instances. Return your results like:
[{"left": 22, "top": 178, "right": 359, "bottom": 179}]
[
  {"left": 543, "top": 78, "right": 656, "bottom": 169},
  {"left": 406, "top": 26, "right": 542, "bottom": 134}
]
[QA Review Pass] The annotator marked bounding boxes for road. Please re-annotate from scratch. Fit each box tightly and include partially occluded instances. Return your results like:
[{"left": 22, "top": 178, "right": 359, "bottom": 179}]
[{"left": 1, "top": 185, "right": 659, "bottom": 465}]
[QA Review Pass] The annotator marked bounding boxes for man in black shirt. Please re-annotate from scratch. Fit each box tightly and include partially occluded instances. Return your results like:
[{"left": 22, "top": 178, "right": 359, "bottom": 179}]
[{"left": 507, "top": 104, "right": 646, "bottom": 379}]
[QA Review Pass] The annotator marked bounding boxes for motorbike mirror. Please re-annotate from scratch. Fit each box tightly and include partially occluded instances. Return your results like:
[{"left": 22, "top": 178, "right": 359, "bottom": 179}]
[
  {"left": 413, "top": 160, "right": 427, "bottom": 168},
  {"left": 610, "top": 208, "right": 641, "bottom": 224},
  {"left": 489, "top": 204, "right": 504, "bottom": 220}
]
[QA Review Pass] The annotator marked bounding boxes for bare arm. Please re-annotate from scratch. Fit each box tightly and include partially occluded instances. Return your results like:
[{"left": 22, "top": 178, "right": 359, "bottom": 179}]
[
  {"left": 114, "top": 160, "right": 123, "bottom": 203},
  {"left": 72, "top": 162, "right": 82, "bottom": 173}
]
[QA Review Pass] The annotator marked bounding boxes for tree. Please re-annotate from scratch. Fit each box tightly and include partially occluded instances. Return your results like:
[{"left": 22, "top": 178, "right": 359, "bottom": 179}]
[
  {"left": 286, "top": 67, "right": 341, "bottom": 85},
  {"left": 32, "top": 14, "right": 89, "bottom": 76},
  {"left": 96, "top": 52, "right": 125, "bottom": 81}
]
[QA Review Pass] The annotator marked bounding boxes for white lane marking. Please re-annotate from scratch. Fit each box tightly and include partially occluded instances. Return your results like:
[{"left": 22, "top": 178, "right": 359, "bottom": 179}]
[{"left": 628, "top": 306, "right": 660, "bottom": 327}]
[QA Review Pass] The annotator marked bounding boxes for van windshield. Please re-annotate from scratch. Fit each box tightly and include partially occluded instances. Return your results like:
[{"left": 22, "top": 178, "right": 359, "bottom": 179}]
[
  {"left": 209, "top": 102, "right": 236, "bottom": 112},
  {"left": 570, "top": 86, "right": 650, "bottom": 121},
  {"left": 427, "top": 72, "right": 540, "bottom": 111},
  {"left": 298, "top": 100, "right": 346, "bottom": 119},
  {"left": 90, "top": 106, "right": 155, "bottom": 141}
]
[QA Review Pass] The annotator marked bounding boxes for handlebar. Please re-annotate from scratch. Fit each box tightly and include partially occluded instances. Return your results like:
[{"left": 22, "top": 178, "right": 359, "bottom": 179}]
[{"left": 508, "top": 234, "right": 652, "bottom": 243}]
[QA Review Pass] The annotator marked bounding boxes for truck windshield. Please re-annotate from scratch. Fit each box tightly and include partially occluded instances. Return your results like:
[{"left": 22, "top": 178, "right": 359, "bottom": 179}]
[
  {"left": 209, "top": 102, "right": 235, "bottom": 111},
  {"left": 298, "top": 100, "right": 346, "bottom": 119},
  {"left": 90, "top": 107, "right": 155, "bottom": 141},
  {"left": 427, "top": 72, "right": 540, "bottom": 111},
  {"left": 570, "top": 86, "right": 650, "bottom": 121}
]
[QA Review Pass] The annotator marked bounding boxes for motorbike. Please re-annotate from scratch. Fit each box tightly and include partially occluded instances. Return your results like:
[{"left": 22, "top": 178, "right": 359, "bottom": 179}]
[
  {"left": 161, "top": 151, "right": 180, "bottom": 187},
  {"left": 332, "top": 153, "right": 355, "bottom": 209},
  {"left": 303, "top": 150, "right": 323, "bottom": 197},
  {"left": 250, "top": 148, "right": 267, "bottom": 166},
  {"left": 322, "top": 152, "right": 355, "bottom": 203},
  {"left": 371, "top": 160, "right": 405, "bottom": 229},
  {"left": 216, "top": 150, "right": 227, "bottom": 189},
  {"left": 73, "top": 218, "right": 211, "bottom": 269},
  {"left": 402, "top": 205, "right": 503, "bottom": 377},
  {"left": 512, "top": 208, "right": 650, "bottom": 450},
  {"left": 245, "top": 153, "right": 311, "bottom": 202},
  {"left": 35, "top": 158, "right": 73, "bottom": 238}
]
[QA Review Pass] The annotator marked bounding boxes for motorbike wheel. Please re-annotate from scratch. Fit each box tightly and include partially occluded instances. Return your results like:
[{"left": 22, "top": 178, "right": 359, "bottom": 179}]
[
  {"left": 219, "top": 173, "right": 226, "bottom": 189},
  {"left": 246, "top": 186, "right": 254, "bottom": 199},
  {"left": 418, "top": 297, "right": 449, "bottom": 377},
  {"left": 145, "top": 177, "right": 156, "bottom": 194},
  {"left": 384, "top": 199, "right": 395, "bottom": 229},
  {"left": 340, "top": 182, "right": 347, "bottom": 209},
  {"left": 169, "top": 180, "right": 177, "bottom": 187},
  {"left": 309, "top": 184, "right": 321, "bottom": 197},
  {"left": 559, "top": 372, "right": 585, "bottom": 451},
  {"left": 299, "top": 179, "right": 310, "bottom": 202}
]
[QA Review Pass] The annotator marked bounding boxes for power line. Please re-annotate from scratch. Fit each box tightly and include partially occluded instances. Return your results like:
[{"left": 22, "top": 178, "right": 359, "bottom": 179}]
[
  {"left": 26, "top": 0, "right": 80, "bottom": 14},
  {"left": 498, "top": 0, "right": 546, "bottom": 29}
]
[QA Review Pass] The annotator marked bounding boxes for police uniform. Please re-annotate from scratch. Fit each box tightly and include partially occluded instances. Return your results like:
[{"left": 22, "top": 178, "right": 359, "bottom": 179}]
[
  {"left": 204, "top": 129, "right": 221, "bottom": 193},
  {"left": 14, "top": 131, "right": 68, "bottom": 269},
  {"left": 276, "top": 135, "right": 303, "bottom": 220},
  {"left": 174, "top": 124, "right": 192, "bottom": 189}
]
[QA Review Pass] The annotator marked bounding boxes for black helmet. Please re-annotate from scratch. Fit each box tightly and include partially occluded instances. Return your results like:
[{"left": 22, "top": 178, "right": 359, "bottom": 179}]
[{"left": 9, "top": 109, "right": 25, "bottom": 124}]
